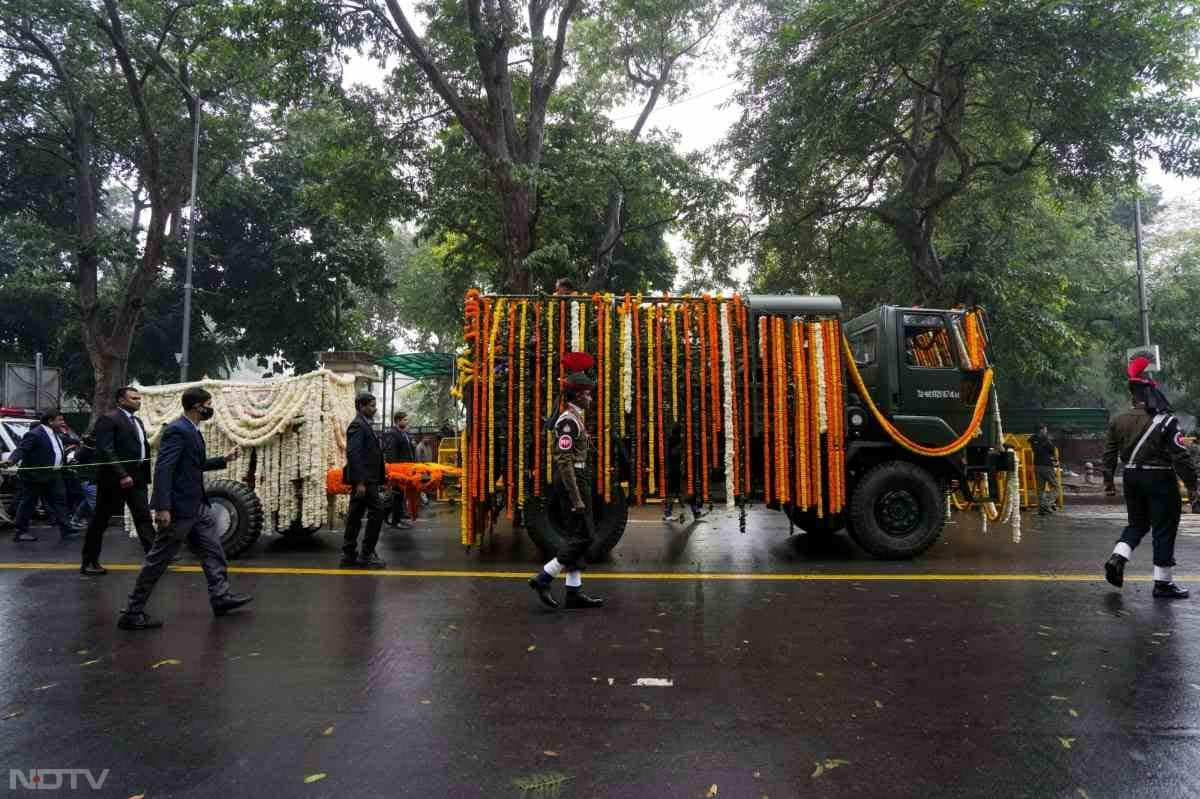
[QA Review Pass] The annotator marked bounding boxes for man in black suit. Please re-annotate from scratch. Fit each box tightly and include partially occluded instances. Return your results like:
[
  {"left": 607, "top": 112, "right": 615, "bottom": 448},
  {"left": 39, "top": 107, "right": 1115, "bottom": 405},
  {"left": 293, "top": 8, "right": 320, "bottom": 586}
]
[
  {"left": 81, "top": 386, "right": 156, "bottom": 575},
  {"left": 383, "top": 410, "right": 416, "bottom": 528},
  {"left": 118, "top": 387, "right": 252, "bottom": 630},
  {"left": 341, "top": 392, "right": 386, "bottom": 569},
  {"left": 3, "top": 410, "right": 76, "bottom": 542}
]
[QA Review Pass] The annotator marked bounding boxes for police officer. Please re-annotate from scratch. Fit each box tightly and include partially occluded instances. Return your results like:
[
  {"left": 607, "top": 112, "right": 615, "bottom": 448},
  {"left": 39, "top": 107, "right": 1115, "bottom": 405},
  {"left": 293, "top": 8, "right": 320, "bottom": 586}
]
[
  {"left": 1103, "top": 357, "right": 1199, "bottom": 598},
  {"left": 1029, "top": 422, "right": 1060, "bottom": 515},
  {"left": 528, "top": 368, "right": 604, "bottom": 610}
]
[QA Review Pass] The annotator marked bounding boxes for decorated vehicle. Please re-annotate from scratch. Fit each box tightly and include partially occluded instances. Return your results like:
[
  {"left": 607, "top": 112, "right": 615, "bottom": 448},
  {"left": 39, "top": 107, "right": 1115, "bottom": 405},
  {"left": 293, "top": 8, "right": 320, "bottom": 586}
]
[
  {"left": 456, "top": 292, "right": 1017, "bottom": 561},
  {"left": 130, "top": 371, "right": 359, "bottom": 557}
]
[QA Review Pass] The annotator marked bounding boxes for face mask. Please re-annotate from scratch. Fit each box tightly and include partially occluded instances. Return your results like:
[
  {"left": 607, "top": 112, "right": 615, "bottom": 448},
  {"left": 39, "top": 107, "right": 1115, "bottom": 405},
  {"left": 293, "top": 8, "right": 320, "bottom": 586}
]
[{"left": 198, "top": 406, "right": 214, "bottom": 421}]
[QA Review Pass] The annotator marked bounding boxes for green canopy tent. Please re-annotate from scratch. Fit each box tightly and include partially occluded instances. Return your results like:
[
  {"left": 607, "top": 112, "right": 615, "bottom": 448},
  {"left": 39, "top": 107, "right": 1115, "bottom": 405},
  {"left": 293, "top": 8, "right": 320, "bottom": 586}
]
[{"left": 375, "top": 352, "right": 456, "bottom": 434}]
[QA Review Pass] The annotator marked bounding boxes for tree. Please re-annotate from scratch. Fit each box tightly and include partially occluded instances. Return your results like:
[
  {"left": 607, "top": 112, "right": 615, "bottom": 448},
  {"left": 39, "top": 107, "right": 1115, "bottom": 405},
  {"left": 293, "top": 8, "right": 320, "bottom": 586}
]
[{"left": 728, "top": 0, "right": 1200, "bottom": 299}]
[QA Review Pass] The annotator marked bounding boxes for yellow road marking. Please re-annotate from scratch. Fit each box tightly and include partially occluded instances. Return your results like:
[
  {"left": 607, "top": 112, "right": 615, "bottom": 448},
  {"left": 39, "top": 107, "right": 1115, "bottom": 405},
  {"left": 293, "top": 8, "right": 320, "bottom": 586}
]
[{"left": 0, "top": 562, "right": 1190, "bottom": 582}]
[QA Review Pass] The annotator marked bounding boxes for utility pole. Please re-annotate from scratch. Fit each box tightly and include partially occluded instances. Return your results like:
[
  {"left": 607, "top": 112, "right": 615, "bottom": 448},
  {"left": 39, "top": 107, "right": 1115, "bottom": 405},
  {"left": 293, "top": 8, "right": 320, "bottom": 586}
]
[
  {"left": 179, "top": 93, "right": 202, "bottom": 383},
  {"left": 1133, "top": 196, "right": 1150, "bottom": 347}
]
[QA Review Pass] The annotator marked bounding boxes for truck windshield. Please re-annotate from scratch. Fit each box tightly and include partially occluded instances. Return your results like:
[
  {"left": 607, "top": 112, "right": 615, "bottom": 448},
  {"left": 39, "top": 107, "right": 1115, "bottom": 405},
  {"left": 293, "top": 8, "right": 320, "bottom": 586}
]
[{"left": 903, "top": 314, "right": 956, "bottom": 368}]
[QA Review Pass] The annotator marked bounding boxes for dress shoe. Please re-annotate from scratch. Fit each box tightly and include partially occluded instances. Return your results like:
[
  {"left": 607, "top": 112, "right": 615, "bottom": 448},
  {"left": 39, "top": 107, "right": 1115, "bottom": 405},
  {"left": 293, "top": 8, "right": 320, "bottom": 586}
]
[
  {"left": 212, "top": 593, "right": 254, "bottom": 616},
  {"left": 1104, "top": 554, "right": 1126, "bottom": 588},
  {"left": 117, "top": 613, "right": 163, "bottom": 630},
  {"left": 564, "top": 590, "right": 604, "bottom": 609},
  {"left": 1153, "top": 581, "right": 1189, "bottom": 599},
  {"left": 12, "top": 531, "right": 37, "bottom": 542},
  {"left": 339, "top": 554, "right": 359, "bottom": 568},
  {"left": 359, "top": 552, "right": 386, "bottom": 569},
  {"left": 528, "top": 576, "right": 558, "bottom": 609},
  {"left": 80, "top": 562, "right": 107, "bottom": 576}
]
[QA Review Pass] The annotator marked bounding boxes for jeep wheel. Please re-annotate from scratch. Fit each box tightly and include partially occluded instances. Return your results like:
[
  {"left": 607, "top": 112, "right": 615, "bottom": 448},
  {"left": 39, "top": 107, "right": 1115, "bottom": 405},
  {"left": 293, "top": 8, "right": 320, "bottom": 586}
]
[
  {"left": 784, "top": 505, "right": 844, "bottom": 538},
  {"left": 207, "top": 479, "right": 265, "bottom": 559},
  {"left": 525, "top": 484, "right": 629, "bottom": 563},
  {"left": 847, "top": 461, "right": 944, "bottom": 559}
]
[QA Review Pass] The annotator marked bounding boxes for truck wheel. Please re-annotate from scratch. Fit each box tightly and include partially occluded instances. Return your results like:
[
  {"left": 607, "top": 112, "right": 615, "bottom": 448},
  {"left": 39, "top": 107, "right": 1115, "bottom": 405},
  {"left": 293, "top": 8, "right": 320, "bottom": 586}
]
[
  {"left": 847, "top": 461, "right": 944, "bottom": 560},
  {"left": 525, "top": 484, "right": 629, "bottom": 563},
  {"left": 207, "top": 479, "right": 264, "bottom": 559}
]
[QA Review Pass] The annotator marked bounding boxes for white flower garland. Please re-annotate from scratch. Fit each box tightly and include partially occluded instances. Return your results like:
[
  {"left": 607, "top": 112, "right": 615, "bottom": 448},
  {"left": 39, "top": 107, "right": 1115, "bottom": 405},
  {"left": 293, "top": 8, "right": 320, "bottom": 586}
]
[
  {"left": 812, "top": 321, "right": 828, "bottom": 434},
  {"left": 720, "top": 302, "right": 736, "bottom": 508},
  {"left": 128, "top": 369, "right": 357, "bottom": 534},
  {"left": 571, "top": 301, "right": 581, "bottom": 353},
  {"left": 622, "top": 308, "right": 633, "bottom": 414}
]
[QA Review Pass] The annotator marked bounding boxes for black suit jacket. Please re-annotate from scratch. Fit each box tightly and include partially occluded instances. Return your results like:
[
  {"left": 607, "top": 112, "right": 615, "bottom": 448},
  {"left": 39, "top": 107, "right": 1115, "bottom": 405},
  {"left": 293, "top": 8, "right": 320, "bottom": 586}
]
[
  {"left": 93, "top": 409, "right": 152, "bottom": 486},
  {"left": 8, "top": 424, "right": 65, "bottom": 484},
  {"left": 150, "top": 416, "right": 227, "bottom": 518},
  {"left": 344, "top": 414, "right": 385, "bottom": 486},
  {"left": 383, "top": 426, "right": 417, "bottom": 463}
]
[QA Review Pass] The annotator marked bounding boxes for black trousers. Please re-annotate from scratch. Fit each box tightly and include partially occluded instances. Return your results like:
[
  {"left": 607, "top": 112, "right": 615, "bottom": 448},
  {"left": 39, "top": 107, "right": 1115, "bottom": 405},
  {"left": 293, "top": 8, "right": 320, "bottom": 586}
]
[
  {"left": 124, "top": 504, "right": 231, "bottom": 615},
  {"left": 554, "top": 470, "right": 595, "bottom": 570},
  {"left": 1119, "top": 469, "right": 1181, "bottom": 568},
  {"left": 344, "top": 482, "right": 384, "bottom": 557},
  {"left": 82, "top": 479, "right": 155, "bottom": 563},
  {"left": 14, "top": 476, "right": 73, "bottom": 536}
]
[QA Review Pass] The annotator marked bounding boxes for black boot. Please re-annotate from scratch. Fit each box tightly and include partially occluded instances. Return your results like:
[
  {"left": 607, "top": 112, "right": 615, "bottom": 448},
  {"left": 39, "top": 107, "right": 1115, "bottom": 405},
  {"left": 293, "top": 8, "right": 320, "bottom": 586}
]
[
  {"left": 564, "top": 588, "right": 604, "bottom": 609},
  {"left": 528, "top": 575, "right": 558, "bottom": 609},
  {"left": 212, "top": 593, "right": 254, "bottom": 616},
  {"left": 80, "top": 562, "right": 107, "bottom": 576},
  {"left": 359, "top": 552, "right": 386, "bottom": 570},
  {"left": 1104, "top": 553, "right": 1127, "bottom": 588},
  {"left": 339, "top": 551, "right": 359, "bottom": 568},
  {"left": 1153, "top": 581, "right": 1189, "bottom": 599}
]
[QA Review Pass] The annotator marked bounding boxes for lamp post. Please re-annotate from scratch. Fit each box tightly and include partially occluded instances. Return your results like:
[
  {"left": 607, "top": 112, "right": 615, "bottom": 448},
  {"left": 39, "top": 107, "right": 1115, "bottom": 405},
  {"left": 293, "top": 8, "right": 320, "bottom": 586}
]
[
  {"left": 179, "top": 93, "right": 202, "bottom": 383},
  {"left": 1133, "top": 196, "right": 1150, "bottom": 348}
]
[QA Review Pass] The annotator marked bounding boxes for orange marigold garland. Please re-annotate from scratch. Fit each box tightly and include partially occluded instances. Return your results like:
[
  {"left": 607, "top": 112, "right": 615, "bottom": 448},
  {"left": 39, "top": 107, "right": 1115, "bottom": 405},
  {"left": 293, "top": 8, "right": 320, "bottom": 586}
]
[
  {"left": 773, "top": 316, "right": 790, "bottom": 505},
  {"left": 696, "top": 304, "right": 710, "bottom": 501},
  {"left": 825, "top": 318, "right": 846, "bottom": 513},
  {"left": 646, "top": 305, "right": 656, "bottom": 496},
  {"left": 792, "top": 319, "right": 808, "bottom": 509},
  {"left": 759, "top": 315, "right": 773, "bottom": 502},
  {"left": 506, "top": 302, "right": 516, "bottom": 519},
  {"left": 807, "top": 321, "right": 824, "bottom": 519},
  {"left": 737, "top": 297, "right": 751, "bottom": 495},
  {"left": 517, "top": 301, "right": 528, "bottom": 509},
  {"left": 633, "top": 297, "right": 643, "bottom": 503},
  {"left": 655, "top": 303, "right": 667, "bottom": 500},
  {"left": 593, "top": 292, "right": 605, "bottom": 502},
  {"left": 706, "top": 295, "right": 721, "bottom": 447},
  {"left": 532, "top": 302, "right": 542, "bottom": 496},
  {"left": 544, "top": 299, "right": 555, "bottom": 485},
  {"left": 683, "top": 303, "right": 695, "bottom": 498}
]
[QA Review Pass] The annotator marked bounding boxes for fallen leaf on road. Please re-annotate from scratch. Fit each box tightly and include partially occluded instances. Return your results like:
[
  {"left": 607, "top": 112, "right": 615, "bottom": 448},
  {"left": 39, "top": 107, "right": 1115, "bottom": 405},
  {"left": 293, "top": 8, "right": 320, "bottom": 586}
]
[
  {"left": 448, "top": 624, "right": 458, "bottom": 631},
  {"left": 706, "top": 784, "right": 718, "bottom": 797},
  {"left": 33, "top": 684, "right": 57, "bottom": 692},
  {"left": 812, "top": 758, "right": 850, "bottom": 778},
  {"left": 543, "top": 751, "right": 559, "bottom": 758},
  {"left": 1050, "top": 696, "right": 1069, "bottom": 702},
  {"left": 128, "top": 794, "right": 145, "bottom": 799},
  {"left": 527, "top": 645, "right": 537, "bottom": 653},
  {"left": 322, "top": 727, "right": 334, "bottom": 737},
  {"left": 151, "top": 659, "right": 182, "bottom": 669},
  {"left": 420, "top": 700, "right": 432, "bottom": 705},
  {"left": 76, "top": 649, "right": 89, "bottom": 655},
  {"left": 1059, "top": 737, "right": 1076, "bottom": 749},
  {"left": 874, "top": 700, "right": 884, "bottom": 709},
  {"left": 1069, "top": 709, "right": 1079, "bottom": 718},
  {"left": 1077, "top": 790, "right": 1089, "bottom": 799},
  {"left": 303, "top": 774, "right": 326, "bottom": 784},
  {"left": 2, "top": 710, "right": 23, "bottom": 720},
  {"left": 80, "top": 659, "right": 100, "bottom": 667},
  {"left": 248, "top": 653, "right": 261, "bottom": 657}
]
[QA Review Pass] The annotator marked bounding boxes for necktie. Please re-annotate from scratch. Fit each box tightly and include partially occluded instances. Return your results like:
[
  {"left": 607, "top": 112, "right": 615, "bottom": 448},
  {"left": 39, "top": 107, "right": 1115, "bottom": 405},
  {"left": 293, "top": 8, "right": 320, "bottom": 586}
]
[{"left": 127, "top": 412, "right": 147, "bottom": 460}]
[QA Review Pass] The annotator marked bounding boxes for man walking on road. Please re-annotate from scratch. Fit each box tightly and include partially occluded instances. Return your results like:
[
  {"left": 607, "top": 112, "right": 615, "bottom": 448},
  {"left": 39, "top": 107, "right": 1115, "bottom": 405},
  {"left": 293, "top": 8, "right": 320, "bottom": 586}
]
[
  {"left": 383, "top": 410, "right": 416, "bottom": 529},
  {"left": 1103, "top": 357, "right": 1199, "bottom": 599},
  {"left": 81, "top": 386, "right": 156, "bottom": 575},
  {"left": 529, "top": 359, "right": 604, "bottom": 610},
  {"left": 341, "top": 393, "right": 387, "bottom": 569},
  {"left": 3, "top": 410, "right": 77, "bottom": 543},
  {"left": 1030, "top": 422, "right": 1061, "bottom": 515},
  {"left": 118, "top": 387, "right": 252, "bottom": 629}
]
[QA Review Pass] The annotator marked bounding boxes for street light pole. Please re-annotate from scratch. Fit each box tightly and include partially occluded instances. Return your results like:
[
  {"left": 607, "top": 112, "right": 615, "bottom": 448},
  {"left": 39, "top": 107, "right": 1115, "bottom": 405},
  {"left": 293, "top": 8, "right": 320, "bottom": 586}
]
[
  {"left": 1133, "top": 196, "right": 1151, "bottom": 348},
  {"left": 179, "top": 94, "right": 202, "bottom": 383}
]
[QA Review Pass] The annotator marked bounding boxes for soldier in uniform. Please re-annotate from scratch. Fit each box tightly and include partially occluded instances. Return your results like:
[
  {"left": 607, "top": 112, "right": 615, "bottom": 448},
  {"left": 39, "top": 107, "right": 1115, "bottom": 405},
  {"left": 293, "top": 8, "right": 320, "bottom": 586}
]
[
  {"left": 1103, "top": 356, "right": 1199, "bottom": 598},
  {"left": 528, "top": 365, "right": 605, "bottom": 610}
]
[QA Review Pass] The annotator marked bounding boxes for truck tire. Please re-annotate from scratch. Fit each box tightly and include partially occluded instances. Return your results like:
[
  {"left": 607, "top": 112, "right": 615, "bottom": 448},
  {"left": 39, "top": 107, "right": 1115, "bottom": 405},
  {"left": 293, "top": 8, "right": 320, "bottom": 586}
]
[
  {"left": 847, "top": 461, "right": 944, "bottom": 560},
  {"left": 525, "top": 484, "right": 629, "bottom": 563},
  {"left": 206, "top": 479, "right": 264, "bottom": 559}
]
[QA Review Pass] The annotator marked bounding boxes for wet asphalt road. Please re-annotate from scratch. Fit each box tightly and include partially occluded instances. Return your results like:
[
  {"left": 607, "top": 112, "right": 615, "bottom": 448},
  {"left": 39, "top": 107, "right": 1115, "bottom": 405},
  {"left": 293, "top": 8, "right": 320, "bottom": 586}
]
[{"left": 1, "top": 502, "right": 1199, "bottom": 799}]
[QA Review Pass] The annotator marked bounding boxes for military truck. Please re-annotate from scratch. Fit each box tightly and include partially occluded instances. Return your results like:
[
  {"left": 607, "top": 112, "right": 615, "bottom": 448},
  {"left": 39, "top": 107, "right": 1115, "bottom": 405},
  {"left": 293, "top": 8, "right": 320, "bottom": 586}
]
[{"left": 457, "top": 293, "right": 1013, "bottom": 561}]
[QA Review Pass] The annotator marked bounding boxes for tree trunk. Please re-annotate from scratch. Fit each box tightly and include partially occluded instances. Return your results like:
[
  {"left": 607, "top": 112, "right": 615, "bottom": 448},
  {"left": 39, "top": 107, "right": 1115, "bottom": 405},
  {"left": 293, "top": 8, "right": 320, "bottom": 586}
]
[
  {"left": 500, "top": 172, "right": 533, "bottom": 293},
  {"left": 875, "top": 204, "right": 943, "bottom": 300},
  {"left": 586, "top": 186, "right": 624, "bottom": 292}
]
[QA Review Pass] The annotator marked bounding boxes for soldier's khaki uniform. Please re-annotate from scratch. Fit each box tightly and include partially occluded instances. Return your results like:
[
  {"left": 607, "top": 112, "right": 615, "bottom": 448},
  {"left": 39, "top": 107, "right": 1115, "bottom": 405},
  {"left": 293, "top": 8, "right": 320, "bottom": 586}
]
[
  {"left": 1104, "top": 410, "right": 1198, "bottom": 573},
  {"left": 552, "top": 404, "right": 594, "bottom": 569}
]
